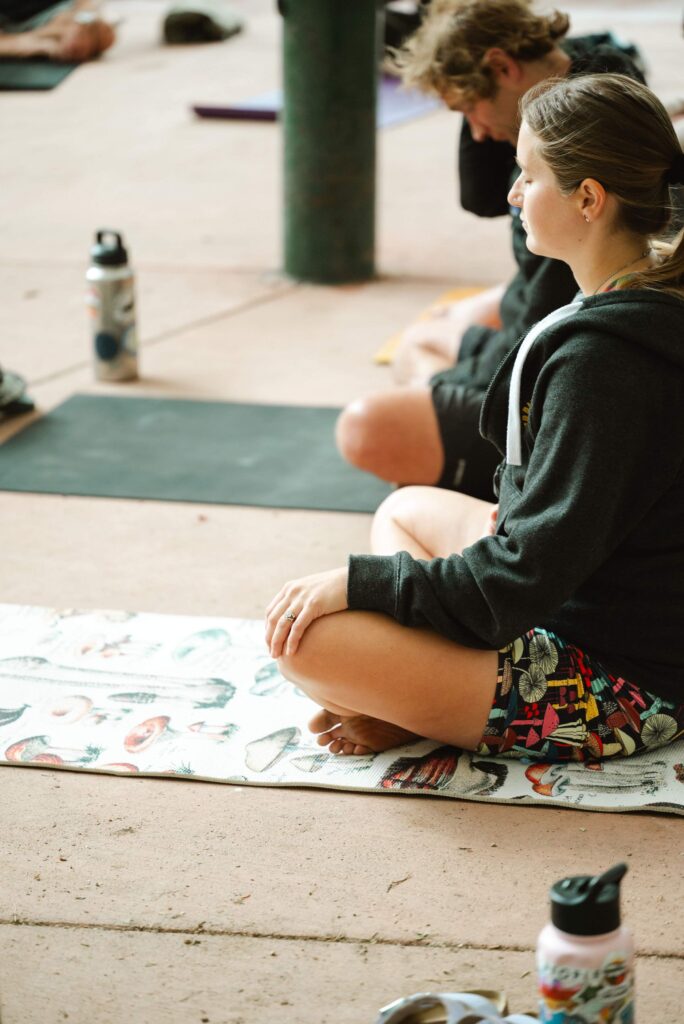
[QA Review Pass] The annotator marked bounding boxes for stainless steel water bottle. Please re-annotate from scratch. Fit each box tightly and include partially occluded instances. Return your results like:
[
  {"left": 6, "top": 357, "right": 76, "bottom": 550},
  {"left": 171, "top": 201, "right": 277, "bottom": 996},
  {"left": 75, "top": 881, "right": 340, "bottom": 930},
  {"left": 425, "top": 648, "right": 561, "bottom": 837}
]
[{"left": 86, "top": 229, "right": 139, "bottom": 381}]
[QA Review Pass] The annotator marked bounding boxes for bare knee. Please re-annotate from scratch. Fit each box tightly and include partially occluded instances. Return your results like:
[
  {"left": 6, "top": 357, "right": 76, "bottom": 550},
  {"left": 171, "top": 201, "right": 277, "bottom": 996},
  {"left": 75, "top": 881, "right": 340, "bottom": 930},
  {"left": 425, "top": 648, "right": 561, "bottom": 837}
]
[
  {"left": 335, "top": 397, "right": 386, "bottom": 473},
  {"left": 336, "top": 390, "right": 442, "bottom": 485},
  {"left": 277, "top": 615, "right": 332, "bottom": 684},
  {"left": 277, "top": 652, "right": 298, "bottom": 683},
  {"left": 277, "top": 645, "right": 314, "bottom": 686},
  {"left": 277, "top": 616, "right": 341, "bottom": 706},
  {"left": 370, "top": 485, "right": 435, "bottom": 555},
  {"left": 373, "top": 486, "right": 419, "bottom": 532}
]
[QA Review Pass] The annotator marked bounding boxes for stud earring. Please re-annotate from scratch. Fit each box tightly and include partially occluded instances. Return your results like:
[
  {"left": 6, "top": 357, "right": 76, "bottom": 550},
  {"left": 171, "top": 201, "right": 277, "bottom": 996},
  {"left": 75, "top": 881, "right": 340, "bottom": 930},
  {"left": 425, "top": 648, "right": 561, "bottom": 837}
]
[{"left": 583, "top": 214, "right": 589, "bottom": 223}]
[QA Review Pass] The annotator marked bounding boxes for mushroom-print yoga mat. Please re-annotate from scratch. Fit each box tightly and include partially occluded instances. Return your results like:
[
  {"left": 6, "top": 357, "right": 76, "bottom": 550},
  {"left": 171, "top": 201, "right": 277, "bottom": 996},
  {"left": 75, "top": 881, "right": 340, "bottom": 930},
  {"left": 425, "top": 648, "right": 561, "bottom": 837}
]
[
  {"left": 1, "top": 604, "right": 683, "bottom": 815},
  {"left": 0, "top": 394, "right": 392, "bottom": 513}
]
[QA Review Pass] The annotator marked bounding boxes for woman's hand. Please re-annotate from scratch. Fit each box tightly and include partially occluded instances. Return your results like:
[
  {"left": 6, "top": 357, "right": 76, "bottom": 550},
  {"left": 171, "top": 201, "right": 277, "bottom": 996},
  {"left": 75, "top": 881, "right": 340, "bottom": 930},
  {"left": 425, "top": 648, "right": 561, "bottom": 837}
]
[
  {"left": 265, "top": 567, "right": 349, "bottom": 658},
  {"left": 399, "top": 315, "right": 463, "bottom": 363}
]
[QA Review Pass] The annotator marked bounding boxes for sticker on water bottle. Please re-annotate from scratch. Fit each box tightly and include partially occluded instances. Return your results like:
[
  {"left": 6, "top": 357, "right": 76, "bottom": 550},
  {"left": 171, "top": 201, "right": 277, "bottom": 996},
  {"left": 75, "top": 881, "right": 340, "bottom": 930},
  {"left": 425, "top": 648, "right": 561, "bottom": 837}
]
[
  {"left": 538, "top": 952, "right": 634, "bottom": 1023},
  {"left": 95, "top": 332, "right": 120, "bottom": 361},
  {"left": 85, "top": 286, "right": 101, "bottom": 314},
  {"left": 112, "top": 284, "right": 135, "bottom": 329}
]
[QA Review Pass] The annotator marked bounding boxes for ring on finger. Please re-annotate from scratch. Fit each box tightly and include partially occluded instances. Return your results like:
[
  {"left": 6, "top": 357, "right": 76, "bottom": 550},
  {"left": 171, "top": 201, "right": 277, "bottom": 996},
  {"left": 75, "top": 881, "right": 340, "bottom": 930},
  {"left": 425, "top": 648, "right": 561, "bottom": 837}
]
[{"left": 283, "top": 610, "right": 297, "bottom": 622}]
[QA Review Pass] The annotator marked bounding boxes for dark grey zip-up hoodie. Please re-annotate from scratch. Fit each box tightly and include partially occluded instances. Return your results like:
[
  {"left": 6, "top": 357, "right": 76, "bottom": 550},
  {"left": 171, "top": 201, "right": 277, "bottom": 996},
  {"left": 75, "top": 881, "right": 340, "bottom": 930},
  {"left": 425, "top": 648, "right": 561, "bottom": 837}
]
[{"left": 348, "top": 289, "right": 684, "bottom": 703}]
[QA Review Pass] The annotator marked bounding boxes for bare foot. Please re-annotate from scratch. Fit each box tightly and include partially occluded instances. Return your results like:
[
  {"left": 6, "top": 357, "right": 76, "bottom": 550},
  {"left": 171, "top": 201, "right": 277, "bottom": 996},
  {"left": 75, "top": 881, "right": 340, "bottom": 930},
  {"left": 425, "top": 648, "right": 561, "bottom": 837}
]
[{"left": 309, "top": 708, "right": 421, "bottom": 756}]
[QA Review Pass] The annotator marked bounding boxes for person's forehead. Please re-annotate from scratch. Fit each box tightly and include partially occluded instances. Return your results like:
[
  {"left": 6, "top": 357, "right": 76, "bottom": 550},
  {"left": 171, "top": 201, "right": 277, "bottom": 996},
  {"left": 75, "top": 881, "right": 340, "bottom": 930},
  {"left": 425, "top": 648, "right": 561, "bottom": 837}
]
[{"left": 516, "top": 121, "right": 539, "bottom": 164}]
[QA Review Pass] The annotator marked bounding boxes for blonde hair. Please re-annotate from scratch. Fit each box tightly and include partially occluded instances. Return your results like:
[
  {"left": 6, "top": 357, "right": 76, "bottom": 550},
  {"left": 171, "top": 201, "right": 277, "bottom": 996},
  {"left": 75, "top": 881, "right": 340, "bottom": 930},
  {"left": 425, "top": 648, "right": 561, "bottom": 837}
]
[
  {"left": 521, "top": 73, "right": 684, "bottom": 296},
  {"left": 393, "top": 0, "right": 570, "bottom": 103}
]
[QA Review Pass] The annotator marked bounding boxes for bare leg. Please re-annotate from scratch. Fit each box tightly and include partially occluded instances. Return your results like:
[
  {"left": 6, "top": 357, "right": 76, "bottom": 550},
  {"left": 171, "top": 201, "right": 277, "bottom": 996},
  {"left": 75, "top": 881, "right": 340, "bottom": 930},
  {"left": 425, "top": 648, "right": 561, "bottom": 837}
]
[
  {"left": 281, "top": 489, "right": 497, "bottom": 755},
  {"left": 392, "top": 284, "right": 505, "bottom": 387},
  {"left": 280, "top": 611, "right": 498, "bottom": 755},
  {"left": 371, "top": 486, "right": 494, "bottom": 558},
  {"left": 335, "top": 386, "right": 444, "bottom": 485}
]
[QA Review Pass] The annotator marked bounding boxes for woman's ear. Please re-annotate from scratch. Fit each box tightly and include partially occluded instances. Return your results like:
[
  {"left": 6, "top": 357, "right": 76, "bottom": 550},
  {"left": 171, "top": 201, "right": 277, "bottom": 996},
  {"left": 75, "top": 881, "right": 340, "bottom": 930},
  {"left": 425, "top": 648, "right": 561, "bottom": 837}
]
[
  {"left": 577, "top": 178, "right": 608, "bottom": 224},
  {"left": 482, "top": 47, "right": 524, "bottom": 87}
]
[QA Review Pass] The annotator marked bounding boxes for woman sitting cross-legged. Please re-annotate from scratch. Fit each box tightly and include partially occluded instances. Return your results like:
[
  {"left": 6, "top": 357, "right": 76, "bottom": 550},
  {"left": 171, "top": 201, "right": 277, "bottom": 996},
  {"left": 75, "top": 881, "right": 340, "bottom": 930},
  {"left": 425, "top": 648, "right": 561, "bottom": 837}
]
[{"left": 266, "top": 73, "right": 684, "bottom": 764}]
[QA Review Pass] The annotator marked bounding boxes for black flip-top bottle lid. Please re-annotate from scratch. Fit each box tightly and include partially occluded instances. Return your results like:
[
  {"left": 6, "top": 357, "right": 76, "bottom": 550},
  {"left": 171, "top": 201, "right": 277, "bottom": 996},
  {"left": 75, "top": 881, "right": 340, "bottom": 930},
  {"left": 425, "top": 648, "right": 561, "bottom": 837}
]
[
  {"left": 90, "top": 229, "right": 128, "bottom": 267},
  {"left": 550, "top": 863, "right": 627, "bottom": 937}
]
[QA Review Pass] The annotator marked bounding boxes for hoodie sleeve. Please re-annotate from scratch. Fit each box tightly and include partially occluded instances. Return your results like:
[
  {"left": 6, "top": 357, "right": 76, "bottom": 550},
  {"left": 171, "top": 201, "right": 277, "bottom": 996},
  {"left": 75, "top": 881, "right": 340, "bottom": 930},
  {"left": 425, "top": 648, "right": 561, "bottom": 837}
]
[{"left": 347, "top": 337, "right": 684, "bottom": 648}]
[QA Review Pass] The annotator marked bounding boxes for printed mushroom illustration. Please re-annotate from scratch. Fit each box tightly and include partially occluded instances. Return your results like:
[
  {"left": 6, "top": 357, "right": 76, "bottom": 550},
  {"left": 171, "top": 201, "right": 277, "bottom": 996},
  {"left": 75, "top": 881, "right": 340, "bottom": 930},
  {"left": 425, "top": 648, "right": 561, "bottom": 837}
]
[
  {"left": 51, "top": 696, "right": 94, "bottom": 723},
  {"left": 173, "top": 629, "right": 231, "bottom": 664},
  {"left": 4, "top": 735, "right": 102, "bottom": 765},
  {"left": 245, "top": 727, "right": 301, "bottom": 773},
  {"left": 123, "top": 715, "right": 171, "bottom": 753},
  {"left": 0, "top": 705, "right": 29, "bottom": 728},
  {"left": 187, "top": 721, "right": 237, "bottom": 741}
]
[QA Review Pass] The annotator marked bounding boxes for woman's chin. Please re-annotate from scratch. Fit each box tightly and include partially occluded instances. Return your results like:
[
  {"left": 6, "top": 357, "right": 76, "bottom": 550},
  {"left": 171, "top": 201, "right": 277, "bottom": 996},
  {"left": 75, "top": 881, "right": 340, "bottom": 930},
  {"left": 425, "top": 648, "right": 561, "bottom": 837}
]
[{"left": 525, "top": 236, "right": 548, "bottom": 257}]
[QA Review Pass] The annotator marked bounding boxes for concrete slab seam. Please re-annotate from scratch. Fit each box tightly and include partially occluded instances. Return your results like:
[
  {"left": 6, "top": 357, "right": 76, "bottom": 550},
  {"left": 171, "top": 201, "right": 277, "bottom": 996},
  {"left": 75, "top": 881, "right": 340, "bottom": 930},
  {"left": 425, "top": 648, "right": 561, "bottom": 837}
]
[
  {"left": 27, "top": 281, "right": 301, "bottom": 388},
  {"left": 1, "top": 919, "right": 682, "bottom": 961}
]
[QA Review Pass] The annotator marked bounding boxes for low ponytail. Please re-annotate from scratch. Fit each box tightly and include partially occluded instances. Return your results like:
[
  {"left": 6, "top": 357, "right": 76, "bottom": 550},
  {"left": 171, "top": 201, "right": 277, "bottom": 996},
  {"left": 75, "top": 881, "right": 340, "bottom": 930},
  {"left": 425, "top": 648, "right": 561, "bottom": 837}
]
[
  {"left": 627, "top": 155, "right": 684, "bottom": 295},
  {"left": 626, "top": 227, "right": 684, "bottom": 296}
]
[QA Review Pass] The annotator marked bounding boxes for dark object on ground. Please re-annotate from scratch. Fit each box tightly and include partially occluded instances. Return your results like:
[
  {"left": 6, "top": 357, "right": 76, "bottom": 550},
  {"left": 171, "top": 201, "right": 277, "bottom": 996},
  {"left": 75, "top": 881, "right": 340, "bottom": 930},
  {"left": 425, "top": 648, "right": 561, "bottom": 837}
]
[
  {"left": 0, "top": 368, "right": 34, "bottom": 420},
  {"left": 163, "top": 2, "right": 243, "bottom": 43}
]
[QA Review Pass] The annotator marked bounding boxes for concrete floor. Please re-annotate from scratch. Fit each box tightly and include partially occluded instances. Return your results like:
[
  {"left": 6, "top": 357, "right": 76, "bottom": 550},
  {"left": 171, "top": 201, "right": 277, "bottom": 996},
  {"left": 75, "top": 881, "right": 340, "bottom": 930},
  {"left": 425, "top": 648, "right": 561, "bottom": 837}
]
[{"left": 0, "top": 1, "right": 682, "bottom": 1021}]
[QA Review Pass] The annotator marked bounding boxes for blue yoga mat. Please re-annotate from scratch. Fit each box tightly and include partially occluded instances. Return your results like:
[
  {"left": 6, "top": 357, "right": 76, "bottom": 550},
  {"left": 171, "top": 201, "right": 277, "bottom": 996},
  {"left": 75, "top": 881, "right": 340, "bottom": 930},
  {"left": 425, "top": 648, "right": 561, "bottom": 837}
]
[{"left": 0, "top": 394, "right": 392, "bottom": 513}]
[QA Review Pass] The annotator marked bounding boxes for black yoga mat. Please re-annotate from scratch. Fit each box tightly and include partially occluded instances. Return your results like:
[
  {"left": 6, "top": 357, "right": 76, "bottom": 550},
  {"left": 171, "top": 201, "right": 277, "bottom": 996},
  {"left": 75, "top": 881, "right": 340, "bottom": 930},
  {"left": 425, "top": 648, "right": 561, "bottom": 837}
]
[
  {"left": 0, "top": 394, "right": 392, "bottom": 513},
  {"left": 0, "top": 58, "right": 76, "bottom": 90}
]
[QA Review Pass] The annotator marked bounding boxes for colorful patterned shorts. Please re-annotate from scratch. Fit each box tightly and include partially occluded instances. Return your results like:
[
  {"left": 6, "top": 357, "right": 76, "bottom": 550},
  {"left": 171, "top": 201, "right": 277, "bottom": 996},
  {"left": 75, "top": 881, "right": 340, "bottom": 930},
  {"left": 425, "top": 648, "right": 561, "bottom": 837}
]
[{"left": 477, "top": 629, "right": 684, "bottom": 762}]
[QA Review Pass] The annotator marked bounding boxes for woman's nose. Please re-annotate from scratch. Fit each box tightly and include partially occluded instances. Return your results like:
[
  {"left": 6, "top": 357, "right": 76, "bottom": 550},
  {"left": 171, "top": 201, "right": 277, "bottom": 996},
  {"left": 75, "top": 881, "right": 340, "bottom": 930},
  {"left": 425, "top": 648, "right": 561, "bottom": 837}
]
[{"left": 507, "top": 172, "right": 523, "bottom": 207}]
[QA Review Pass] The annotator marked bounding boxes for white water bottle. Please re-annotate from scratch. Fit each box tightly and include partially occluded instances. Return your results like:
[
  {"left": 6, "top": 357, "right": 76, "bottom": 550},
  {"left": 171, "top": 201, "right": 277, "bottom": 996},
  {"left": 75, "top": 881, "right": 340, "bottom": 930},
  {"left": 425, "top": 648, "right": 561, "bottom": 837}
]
[
  {"left": 537, "top": 863, "right": 635, "bottom": 1023},
  {"left": 86, "top": 229, "right": 139, "bottom": 381}
]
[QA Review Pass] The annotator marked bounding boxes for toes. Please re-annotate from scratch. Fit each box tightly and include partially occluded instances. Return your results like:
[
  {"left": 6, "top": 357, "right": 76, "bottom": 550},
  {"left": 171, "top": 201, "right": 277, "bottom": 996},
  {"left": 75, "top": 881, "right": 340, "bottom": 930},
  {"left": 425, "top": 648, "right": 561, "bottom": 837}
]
[
  {"left": 328, "top": 736, "right": 369, "bottom": 756},
  {"left": 315, "top": 722, "right": 345, "bottom": 746},
  {"left": 311, "top": 714, "right": 396, "bottom": 757},
  {"left": 323, "top": 734, "right": 356, "bottom": 756}
]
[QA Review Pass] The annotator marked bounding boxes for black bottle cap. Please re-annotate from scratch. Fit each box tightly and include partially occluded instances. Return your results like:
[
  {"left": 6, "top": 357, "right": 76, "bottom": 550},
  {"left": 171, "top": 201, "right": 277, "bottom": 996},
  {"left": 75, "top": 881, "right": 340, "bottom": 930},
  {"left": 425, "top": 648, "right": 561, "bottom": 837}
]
[
  {"left": 550, "top": 863, "right": 627, "bottom": 937},
  {"left": 90, "top": 229, "right": 128, "bottom": 267}
]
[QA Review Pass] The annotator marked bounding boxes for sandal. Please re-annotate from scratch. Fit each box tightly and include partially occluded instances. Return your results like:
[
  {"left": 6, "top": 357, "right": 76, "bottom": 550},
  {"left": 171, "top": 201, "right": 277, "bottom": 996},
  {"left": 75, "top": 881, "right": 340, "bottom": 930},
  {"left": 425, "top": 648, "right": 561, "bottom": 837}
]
[
  {"left": 375, "top": 991, "right": 537, "bottom": 1024},
  {"left": 0, "top": 368, "right": 34, "bottom": 421},
  {"left": 375, "top": 991, "right": 508, "bottom": 1024}
]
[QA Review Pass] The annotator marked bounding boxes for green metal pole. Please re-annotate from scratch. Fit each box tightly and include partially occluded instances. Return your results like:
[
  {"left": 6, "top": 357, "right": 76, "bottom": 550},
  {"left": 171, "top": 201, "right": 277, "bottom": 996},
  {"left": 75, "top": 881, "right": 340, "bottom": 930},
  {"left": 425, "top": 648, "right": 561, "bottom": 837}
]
[{"left": 280, "top": 0, "right": 382, "bottom": 283}]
